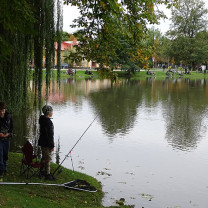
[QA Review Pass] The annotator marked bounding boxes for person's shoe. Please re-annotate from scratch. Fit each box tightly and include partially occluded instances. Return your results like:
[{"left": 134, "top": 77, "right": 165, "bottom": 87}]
[{"left": 45, "top": 174, "right": 56, "bottom": 181}]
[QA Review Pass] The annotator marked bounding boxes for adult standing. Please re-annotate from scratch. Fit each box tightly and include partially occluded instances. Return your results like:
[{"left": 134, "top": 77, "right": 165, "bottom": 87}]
[
  {"left": 38, "top": 105, "right": 55, "bottom": 180},
  {"left": 0, "top": 102, "right": 13, "bottom": 181},
  {"left": 184, "top": 65, "right": 187, "bottom": 74},
  {"left": 162, "top": 64, "right": 166, "bottom": 72}
]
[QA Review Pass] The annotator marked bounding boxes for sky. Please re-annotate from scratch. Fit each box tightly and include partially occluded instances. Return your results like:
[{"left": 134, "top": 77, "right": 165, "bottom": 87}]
[
  {"left": 63, "top": 5, "right": 80, "bottom": 33},
  {"left": 63, "top": 1, "right": 208, "bottom": 34}
]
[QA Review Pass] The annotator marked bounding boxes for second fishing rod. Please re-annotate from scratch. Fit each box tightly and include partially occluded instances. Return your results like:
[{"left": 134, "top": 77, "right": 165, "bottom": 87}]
[{"left": 53, "top": 115, "right": 98, "bottom": 176}]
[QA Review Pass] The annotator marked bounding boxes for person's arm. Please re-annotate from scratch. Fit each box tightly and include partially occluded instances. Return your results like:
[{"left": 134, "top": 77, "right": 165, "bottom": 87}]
[
  {"left": 8, "top": 116, "right": 13, "bottom": 137},
  {"left": 47, "top": 120, "right": 54, "bottom": 149},
  {"left": 0, "top": 114, "right": 13, "bottom": 138}
]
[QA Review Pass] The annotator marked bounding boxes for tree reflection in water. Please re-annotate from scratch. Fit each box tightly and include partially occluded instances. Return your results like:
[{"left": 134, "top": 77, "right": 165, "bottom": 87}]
[
  {"left": 5, "top": 77, "right": 208, "bottom": 154},
  {"left": 89, "top": 79, "right": 143, "bottom": 138},
  {"left": 89, "top": 78, "right": 208, "bottom": 151}
]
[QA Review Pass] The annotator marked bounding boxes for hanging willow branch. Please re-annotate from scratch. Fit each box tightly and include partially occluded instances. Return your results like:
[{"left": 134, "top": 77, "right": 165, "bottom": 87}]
[
  {"left": 45, "top": 0, "right": 55, "bottom": 98},
  {"left": 0, "top": 0, "right": 62, "bottom": 111},
  {"left": 33, "top": 0, "right": 45, "bottom": 101},
  {"left": 56, "top": 0, "right": 63, "bottom": 81}
]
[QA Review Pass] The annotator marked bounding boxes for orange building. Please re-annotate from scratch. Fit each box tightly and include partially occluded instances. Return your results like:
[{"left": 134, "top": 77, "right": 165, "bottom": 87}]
[{"left": 54, "top": 39, "right": 98, "bottom": 68}]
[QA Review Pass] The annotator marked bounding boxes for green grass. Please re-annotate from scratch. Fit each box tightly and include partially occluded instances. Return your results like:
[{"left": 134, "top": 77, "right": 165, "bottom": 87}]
[
  {"left": 49, "top": 70, "right": 100, "bottom": 80},
  {"left": 117, "top": 70, "right": 208, "bottom": 80},
  {"left": 32, "top": 68, "right": 208, "bottom": 81},
  {"left": 0, "top": 152, "right": 133, "bottom": 208}
]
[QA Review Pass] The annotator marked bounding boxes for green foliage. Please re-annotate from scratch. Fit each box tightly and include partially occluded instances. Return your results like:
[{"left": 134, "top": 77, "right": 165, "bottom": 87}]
[
  {"left": 0, "top": 0, "right": 35, "bottom": 35},
  {"left": 105, "top": 34, "right": 142, "bottom": 73},
  {"left": 61, "top": 31, "right": 70, "bottom": 41},
  {"left": 45, "top": 0, "right": 56, "bottom": 88},
  {"left": 165, "top": 0, "right": 208, "bottom": 68},
  {"left": 56, "top": 0, "right": 63, "bottom": 80},
  {"left": 97, "top": 68, "right": 119, "bottom": 82},
  {"left": 63, "top": 0, "right": 177, "bottom": 74},
  {"left": 146, "top": 28, "right": 168, "bottom": 64},
  {"left": 0, "top": 0, "right": 35, "bottom": 96},
  {"left": 0, "top": 0, "right": 179, "bottom": 105},
  {"left": 169, "top": 0, "right": 208, "bottom": 38},
  {"left": 0, "top": 0, "right": 62, "bottom": 109}
]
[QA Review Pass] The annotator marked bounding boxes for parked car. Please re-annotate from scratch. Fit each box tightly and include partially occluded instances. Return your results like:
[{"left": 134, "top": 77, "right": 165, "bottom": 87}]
[
  {"left": 61, "top": 63, "right": 69, "bottom": 69},
  {"left": 54, "top": 63, "right": 69, "bottom": 69}
]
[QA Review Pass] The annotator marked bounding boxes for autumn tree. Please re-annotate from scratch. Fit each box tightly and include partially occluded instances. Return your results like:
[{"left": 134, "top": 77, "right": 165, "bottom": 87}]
[
  {"left": 144, "top": 28, "right": 168, "bottom": 67},
  {"left": 64, "top": 0, "right": 177, "bottom": 73}
]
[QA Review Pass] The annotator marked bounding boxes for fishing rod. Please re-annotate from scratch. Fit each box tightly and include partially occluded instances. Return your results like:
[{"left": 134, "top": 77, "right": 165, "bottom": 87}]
[
  {"left": 53, "top": 115, "right": 98, "bottom": 176},
  {"left": 0, "top": 179, "right": 97, "bottom": 192}
]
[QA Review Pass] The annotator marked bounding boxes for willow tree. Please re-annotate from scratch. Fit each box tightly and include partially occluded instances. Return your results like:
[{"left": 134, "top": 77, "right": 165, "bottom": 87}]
[
  {"left": 0, "top": 0, "right": 62, "bottom": 111},
  {"left": 55, "top": 0, "right": 63, "bottom": 81},
  {"left": 64, "top": 0, "right": 178, "bottom": 74},
  {"left": 0, "top": 0, "right": 34, "bottom": 111}
]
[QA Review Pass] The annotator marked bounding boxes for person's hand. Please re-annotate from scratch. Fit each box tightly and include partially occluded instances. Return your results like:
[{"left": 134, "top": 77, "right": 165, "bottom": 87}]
[{"left": 0, "top": 133, "right": 9, "bottom": 137}]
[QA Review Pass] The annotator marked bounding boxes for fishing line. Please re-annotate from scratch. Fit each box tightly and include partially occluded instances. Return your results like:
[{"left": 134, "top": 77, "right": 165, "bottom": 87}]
[{"left": 52, "top": 114, "right": 98, "bottom": 176}]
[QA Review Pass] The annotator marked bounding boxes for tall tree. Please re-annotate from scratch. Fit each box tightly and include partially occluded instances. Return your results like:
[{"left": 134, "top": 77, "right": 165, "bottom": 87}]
[
  {"left": 0, "top": 0, "right": 35, "bottom": 110},
  {"left": 64, "top": 0, "right": 177, "bottom": 73},
  {"left": 145, "top": 28, "right": 168, "bottom": 67},
  {"left": 169, "top": 0, "right": 208, "bottom": 38},
  {"left": 0, "top": 0, "right": 62, "bottom": 110},
  {"left": 166, "top": 0, "right": 208, "bottom": 68}
]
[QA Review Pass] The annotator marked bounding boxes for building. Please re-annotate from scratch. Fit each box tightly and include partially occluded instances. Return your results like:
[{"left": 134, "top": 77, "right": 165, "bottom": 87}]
[{"left": 54, "top": 39, "right": 98, "bottom": 69}]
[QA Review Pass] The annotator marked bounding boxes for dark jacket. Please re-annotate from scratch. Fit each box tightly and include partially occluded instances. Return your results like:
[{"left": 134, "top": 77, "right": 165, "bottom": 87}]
[
  {"left": 0, "top": 111, "right": 13, "bottom": 138},
  {"left": 38, "top": 115, "right": 54, "bottom": 149}
]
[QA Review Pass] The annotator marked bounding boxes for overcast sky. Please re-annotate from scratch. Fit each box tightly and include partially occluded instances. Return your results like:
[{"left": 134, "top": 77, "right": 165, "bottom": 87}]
[
  {"left": 63, "top": 5, "right": 79, "bottom": 33},
  {"left": 63, "top": 1, "right": 208, "bottom": 34}
]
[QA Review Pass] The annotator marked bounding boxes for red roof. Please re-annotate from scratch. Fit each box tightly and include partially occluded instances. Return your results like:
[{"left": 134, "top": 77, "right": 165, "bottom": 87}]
[{"left": 54, "top": 39, "right": 78, "bottom": 51}]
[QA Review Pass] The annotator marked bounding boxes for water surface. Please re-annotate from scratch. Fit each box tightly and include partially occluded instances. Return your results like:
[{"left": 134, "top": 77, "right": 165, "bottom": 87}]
[{"left": 13, "top": 78, "right": 208, "bottom": 208}]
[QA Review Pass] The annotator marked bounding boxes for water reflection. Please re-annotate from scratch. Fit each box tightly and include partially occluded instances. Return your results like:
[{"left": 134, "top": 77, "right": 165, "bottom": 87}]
[
  {"left": 60, "top": 78, "right": 208, "bottom": 152},
  {"left": 164, "top": 94, "right": 207, "bottom": 151},
  {"left": 4, "top": 77, "right": 208, "bottom": 207},
  {"left": 10, "top": 78, "right": 208, "bottom": 152},
  {"left": 89, "top": 79, "right": 143, "bottom": 137},
  {"left": 160, "top": 79, "right": 208, "bottom": 151},
  {"left": 105, "top": 77, "right": 203, "bottom": 152}
]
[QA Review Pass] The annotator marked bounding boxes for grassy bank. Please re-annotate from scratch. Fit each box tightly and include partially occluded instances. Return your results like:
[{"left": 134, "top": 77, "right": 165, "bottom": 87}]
[
  {"left": 0, "top": 152, "right": 132, "bottom": 208},
  {"left": 40, "top": 69, "right": 208, "bottom": 81},
  {"left": 117, "top": 70, "right": 208, "bottom": 80},
  {"left": 47, "top": 70, "right": 100, "bottom": 80}
]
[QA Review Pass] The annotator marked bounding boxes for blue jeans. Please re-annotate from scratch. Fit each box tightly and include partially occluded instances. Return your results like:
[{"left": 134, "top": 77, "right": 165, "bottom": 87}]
[{"left": 0, "top": 139, "right": 10, "bottom": 173}]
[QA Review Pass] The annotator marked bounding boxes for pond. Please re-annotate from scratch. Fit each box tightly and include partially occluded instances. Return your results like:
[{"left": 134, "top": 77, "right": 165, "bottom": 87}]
[{"left": 12, "top": 77, "right": 208, "bottom": 208}]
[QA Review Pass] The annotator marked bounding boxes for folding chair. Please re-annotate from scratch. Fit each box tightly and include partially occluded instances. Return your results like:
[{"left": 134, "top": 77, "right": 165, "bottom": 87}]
[{"left": 20, "top": 141, "right": 42, "bottom": 179}]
